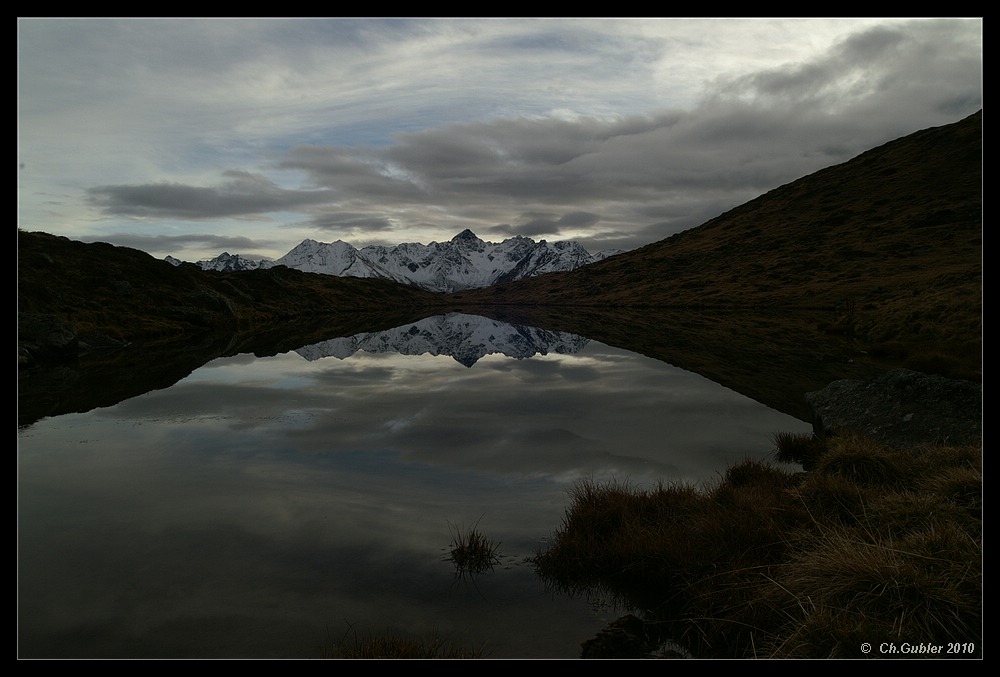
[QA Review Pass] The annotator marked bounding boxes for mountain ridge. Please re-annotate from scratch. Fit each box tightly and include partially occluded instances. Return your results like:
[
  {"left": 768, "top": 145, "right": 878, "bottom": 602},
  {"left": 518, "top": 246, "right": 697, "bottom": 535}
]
[{"left": 185, "top": 229, "right": 621, "bottom": 292}]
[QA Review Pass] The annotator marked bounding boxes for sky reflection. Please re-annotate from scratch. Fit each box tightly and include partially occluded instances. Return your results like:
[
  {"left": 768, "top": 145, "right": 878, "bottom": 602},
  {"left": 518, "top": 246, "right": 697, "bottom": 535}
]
[
  {"left": 18, "top": 325, "right": 810, "bottom": 658},
  {"left": 108, "top": 340, "right": 805, "bottom": 483}
]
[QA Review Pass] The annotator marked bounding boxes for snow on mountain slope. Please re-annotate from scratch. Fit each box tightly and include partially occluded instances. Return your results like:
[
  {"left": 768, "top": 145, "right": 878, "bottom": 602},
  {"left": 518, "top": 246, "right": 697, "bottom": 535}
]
[
  {"left": 186, "top": 229, "right": 617, "bottom": 292},
  {"left": 189, "top": 252, "right": 276, "bottom": 272}
]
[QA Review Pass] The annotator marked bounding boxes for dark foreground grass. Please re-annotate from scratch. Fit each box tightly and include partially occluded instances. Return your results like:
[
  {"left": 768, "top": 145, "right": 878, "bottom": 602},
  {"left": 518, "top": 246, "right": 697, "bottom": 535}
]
[{"left": 531, "top": 433, "right": 982, "bottom": 659}]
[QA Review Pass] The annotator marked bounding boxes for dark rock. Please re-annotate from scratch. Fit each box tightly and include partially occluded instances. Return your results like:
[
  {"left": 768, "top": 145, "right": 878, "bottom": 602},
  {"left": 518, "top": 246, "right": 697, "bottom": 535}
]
[
  {"left": 581, "top": 615, "right": 654, "bottom": 659},
  {"left": 18, "top": 313, "right": 79, "bottom": 367},
  {"left": 580, "top": 614, "right": 691, "bottom": 659},
  {"left": 77, "top": 333, "right": 131, "bottom": 355},
  {"left": 805, "top": 369, "right": 982, "bottom": 448}
]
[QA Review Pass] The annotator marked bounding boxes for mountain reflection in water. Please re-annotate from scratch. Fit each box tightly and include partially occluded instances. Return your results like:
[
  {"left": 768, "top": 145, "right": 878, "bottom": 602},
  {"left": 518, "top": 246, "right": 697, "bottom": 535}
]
[
  {"left": 18, "top": 312, "right": 813, "bottom": 658},
  {"left": 296, "top": 312, "right": 590, "bottom": 366}
]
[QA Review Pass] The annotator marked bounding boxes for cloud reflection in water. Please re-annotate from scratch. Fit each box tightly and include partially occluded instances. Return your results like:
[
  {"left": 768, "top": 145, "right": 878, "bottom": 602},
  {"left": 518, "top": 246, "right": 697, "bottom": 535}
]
[{"left": 18, "top": 315, "right": 811, "bottom": 658}]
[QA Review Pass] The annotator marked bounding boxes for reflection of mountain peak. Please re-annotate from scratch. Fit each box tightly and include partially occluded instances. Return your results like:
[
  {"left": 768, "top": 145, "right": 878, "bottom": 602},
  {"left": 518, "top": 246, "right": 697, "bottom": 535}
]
[{"left": 295, "top": 313, "right": 589, "bottom": 366}]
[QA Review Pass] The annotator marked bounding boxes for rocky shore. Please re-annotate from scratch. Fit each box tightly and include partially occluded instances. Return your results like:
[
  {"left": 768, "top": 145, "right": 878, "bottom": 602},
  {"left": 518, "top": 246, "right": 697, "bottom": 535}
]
[{"left": 806, "top": 369, "right": 982, "bottom": 449}]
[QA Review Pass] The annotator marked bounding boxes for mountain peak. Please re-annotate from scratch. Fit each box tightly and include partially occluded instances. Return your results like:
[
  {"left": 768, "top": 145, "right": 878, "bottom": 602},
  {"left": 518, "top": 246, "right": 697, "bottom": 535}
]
[{"left": 452, "top": 228, "right": 480, "bottom": 242}]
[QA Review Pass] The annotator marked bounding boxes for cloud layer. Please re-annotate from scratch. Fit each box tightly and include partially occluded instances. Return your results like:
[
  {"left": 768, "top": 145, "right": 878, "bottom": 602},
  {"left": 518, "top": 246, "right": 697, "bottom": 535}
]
[{"left": 18, "top": 19, "right": 982, "bottom": 260}]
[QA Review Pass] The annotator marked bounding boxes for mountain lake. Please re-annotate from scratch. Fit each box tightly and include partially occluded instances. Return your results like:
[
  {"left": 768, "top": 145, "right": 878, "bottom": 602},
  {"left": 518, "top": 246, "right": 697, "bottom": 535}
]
[{"left": 18, "top": 313, "right": 812, "bottom": 658}]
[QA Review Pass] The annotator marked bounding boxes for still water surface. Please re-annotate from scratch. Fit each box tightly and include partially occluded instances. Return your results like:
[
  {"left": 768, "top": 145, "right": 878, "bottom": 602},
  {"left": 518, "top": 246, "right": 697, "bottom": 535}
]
[{"left": 18, "top": 314, "right": 811, "bottom": 658}]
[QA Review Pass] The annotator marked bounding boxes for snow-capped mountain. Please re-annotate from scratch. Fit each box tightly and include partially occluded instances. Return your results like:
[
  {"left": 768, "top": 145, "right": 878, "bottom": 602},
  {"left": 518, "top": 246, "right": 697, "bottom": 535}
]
[
  {"left": 182, "top": 229, "right": 618, "bottom": 292},
  {"left": 295, "top": 312, "right": 590, "bottom": 367},
  {"left": 192, "top": 252, "right": 276, "bottom": 272}
]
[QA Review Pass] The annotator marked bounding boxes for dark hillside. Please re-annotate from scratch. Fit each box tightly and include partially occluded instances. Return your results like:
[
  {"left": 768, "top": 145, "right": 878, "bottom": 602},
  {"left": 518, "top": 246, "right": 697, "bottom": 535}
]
[
  {"left": 18, "top": 230, "right": 441, "bottom": 352},
  {"left": 449, "top": 111, "right": 982, "bottom": 376}
]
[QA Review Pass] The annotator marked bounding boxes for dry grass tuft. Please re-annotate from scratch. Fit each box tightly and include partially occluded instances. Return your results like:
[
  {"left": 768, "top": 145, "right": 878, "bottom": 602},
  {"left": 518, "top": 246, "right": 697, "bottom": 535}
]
[
  {"left": 773, "top": 431, "right": 827, "bottom": 471},
  {"left": 532, "top": 434, "right": 982, "bottom": 658},
  {"left": 447, "top": 519, "right": 502, "bottom": 575}
]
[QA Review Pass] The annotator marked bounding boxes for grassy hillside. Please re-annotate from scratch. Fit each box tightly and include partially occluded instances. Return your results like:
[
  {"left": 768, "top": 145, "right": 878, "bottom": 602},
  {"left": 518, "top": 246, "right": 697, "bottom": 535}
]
[
  {"left": 449, "top": 111, "right": 982, "bottom": 377},
  {"left": 18, "top": 229, "right": 443, "bottom": 345}
]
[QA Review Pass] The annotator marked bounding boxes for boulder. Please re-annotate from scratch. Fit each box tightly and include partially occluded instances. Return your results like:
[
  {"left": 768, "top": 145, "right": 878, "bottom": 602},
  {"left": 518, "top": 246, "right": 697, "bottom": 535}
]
[
  {"left": 805, "top": 369, "right": 982, "bottom": 449},
  {"left": 18, "top": 313, "right": 78, "bottom": 367}
]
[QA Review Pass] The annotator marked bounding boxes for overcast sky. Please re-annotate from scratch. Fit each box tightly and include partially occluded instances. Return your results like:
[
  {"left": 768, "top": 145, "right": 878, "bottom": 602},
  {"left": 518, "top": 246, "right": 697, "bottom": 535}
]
[{"left": 17, "top": 18, "right": 982, "bottom": 261}]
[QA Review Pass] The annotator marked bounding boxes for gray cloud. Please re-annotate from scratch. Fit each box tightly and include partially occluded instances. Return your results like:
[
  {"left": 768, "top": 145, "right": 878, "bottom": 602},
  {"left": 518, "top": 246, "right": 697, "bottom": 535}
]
[
  {"left": 488, "top": 210, "right": 602, "bottom": 239},
  {"left": 273, "top": 21, "right": 981, "bottom": 249},
  {"left": 85, "top": 232, "right": 277, "bottom": 258},
  {"left": 733, "top": 26, "right": 909, "bottom": 103},
  {"left": 302, "top": 212, "right": 396, "bottom": 234},
  {"left": 269, "top": 109, "right": 831, "bottom": 249},
  {"left": 87, "top": 171, "right": 334, "bottom": 219}
]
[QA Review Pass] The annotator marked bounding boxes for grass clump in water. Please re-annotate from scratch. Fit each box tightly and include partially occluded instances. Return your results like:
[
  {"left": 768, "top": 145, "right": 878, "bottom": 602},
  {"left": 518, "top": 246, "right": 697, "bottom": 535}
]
[{"left": 447, "top": 519, "right": 502, "bottom": 575}]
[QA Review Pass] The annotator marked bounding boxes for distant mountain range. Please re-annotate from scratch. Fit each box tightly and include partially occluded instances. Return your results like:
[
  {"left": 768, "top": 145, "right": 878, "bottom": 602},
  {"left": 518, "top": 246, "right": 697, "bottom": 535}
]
[
  {"left": 295, "top": 312, "right": 589, "bottom": 367},
  {"left": 179, "top": 229, "right": 620, "bottom": 292}
]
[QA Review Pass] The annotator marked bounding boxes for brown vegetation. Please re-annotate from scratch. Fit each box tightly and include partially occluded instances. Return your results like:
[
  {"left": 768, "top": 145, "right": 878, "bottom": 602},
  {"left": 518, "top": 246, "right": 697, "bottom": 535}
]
[{"left": 531, "top": 433, "right": 982, "bottom": 658}]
